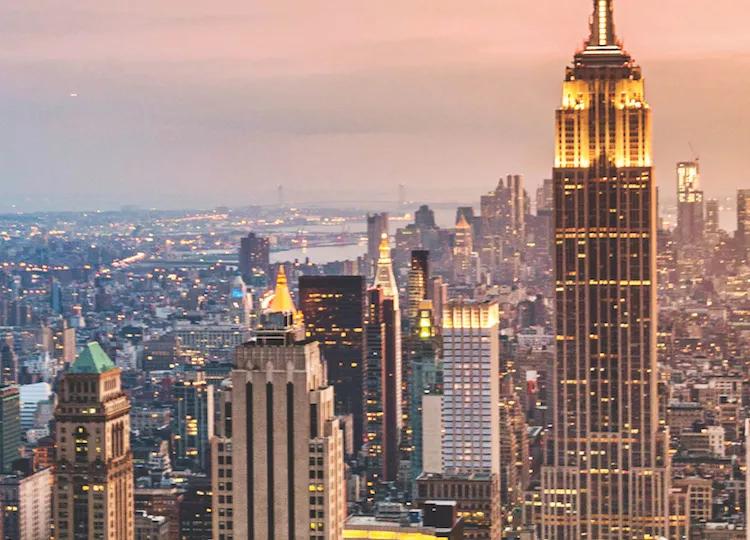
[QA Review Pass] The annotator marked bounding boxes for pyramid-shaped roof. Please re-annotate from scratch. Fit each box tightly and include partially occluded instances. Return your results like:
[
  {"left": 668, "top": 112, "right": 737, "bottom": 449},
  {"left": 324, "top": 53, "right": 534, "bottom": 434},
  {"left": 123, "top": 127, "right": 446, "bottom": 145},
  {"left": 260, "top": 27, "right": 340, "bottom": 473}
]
[{"left": 70, "top": 342, "right": 116, "bottom": 374}]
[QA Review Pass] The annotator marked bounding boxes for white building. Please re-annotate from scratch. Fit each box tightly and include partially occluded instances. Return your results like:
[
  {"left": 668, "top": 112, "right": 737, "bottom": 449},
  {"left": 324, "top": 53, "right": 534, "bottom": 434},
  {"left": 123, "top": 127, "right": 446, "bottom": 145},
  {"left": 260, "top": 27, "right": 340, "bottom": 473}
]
[{"left": 441, "top": 300, "right": 500, "bottom": 475}]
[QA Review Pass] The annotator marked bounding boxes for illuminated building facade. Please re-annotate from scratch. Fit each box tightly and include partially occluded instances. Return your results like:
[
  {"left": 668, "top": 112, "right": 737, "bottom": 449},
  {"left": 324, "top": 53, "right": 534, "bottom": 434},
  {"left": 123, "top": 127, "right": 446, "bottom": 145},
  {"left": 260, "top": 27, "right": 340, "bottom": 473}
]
[
  {"left": 173, "top": 370, "right": 214, "bottom": 473},
  {"left": 441, "top": 300, "right": 500, "bottom": 475},
  {"left": 407, "top": 250, "right": 430, "bottom": 324},
  {"left": 453, "top": 215, "right": 475, "bottom": 285},
  {"left": 54, "top": 342, "right": 134, "bottom": 540},
  {"left": 365, "top": 235, "right": 402, "bottom": 486},
  {"left": 542, "top": 1, "right": 670, "bottom": 538},
  {"left": 676, "top": 161, "right": 705, "bottom": 245},
  {"left": 299, "top": 275, "right": 366, "bottom": 453},
  {"left": 367, "top": 213, "right": 389, "bottom": 277},
  {"left": 405, "top": 301, "right": 442, "bottom": 483},
  {"left": 231, "top": 330, "right": 345, "bottom": 540}
]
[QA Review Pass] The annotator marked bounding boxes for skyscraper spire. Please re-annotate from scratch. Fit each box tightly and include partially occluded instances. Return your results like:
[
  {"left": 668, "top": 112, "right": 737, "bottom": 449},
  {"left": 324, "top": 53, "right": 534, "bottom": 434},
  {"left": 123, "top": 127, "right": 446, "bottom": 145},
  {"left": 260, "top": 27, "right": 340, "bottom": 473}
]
[
  {"left": 588, "top": 0, "right": 616, "bottom": 48},
  {"left": 373, "top": 233, "right": 399, "bottom": 308}
]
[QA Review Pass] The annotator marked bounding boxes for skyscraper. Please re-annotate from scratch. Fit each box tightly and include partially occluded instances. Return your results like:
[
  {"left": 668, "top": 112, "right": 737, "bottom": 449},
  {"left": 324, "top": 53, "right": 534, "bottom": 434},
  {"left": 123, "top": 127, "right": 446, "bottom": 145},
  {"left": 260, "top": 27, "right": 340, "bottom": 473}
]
[
  {"left": 54, "top": 342, "right": 134, "bottom": 540},
  {"left": 173, "top": 370, "right": 214, "bottom": 473},
  {"left": 676, "top": 161, "right": 705, "bottom": 245},
  {"left": 0, "top": 335, "right": 18, "bottom": 386},
  {"left": 407, "top": 250, "right": 430, "bottom": 324},
  {"left": 299, "top": 275, "right": 366, "bottom": 452},
  {"left": 0, "top": 385, "right": 20, "bottom": 473},
  {"left": 230, "top": 326, "right": 346, "bottom": 539},
  {"left": 441, "top": 300, "right": 500, "bottom": 475},
  {"left": 738, "top": 189, "right": 750, "bottom": 261},
  {"left": 368, "top": 234, "right": 402, "bottom": 484},
  {"left": 453, "top": 215, "right": 474, "bottom": 285},
  {"left": 543, "top": 2, "right": 670, "bottom": 538},
  {"left": 366, "top": 213, "right": 389, "bottom": 277},
  {"left": 239, "top": 232, "right": 270, "bottom": 281}
]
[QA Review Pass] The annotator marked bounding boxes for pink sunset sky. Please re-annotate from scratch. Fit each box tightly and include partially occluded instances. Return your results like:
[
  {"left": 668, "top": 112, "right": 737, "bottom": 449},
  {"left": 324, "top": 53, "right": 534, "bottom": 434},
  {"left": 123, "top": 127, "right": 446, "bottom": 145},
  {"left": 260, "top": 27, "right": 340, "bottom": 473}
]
[{"left": 1, "top": 1, "right": 748, "bottom": 213}]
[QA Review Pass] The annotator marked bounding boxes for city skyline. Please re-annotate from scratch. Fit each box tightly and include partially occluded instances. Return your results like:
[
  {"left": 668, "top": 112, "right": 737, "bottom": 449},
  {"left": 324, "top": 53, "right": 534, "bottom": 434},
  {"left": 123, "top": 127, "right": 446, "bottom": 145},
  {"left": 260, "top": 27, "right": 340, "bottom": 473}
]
[
  {"left": 2, "top": 2, "right": 750, "bottom": 539},
  {"left": 2, "top": 1, "right": 749, "bottom": 212}
]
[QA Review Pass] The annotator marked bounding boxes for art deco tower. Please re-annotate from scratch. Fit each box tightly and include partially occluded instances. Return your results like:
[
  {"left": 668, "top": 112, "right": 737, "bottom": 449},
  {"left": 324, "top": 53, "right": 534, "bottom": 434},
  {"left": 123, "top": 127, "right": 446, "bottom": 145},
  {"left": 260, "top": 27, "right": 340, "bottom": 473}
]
[
  {"left": 542, "top": 2, "right": 670, "bottom": 538},
  {"left": 54, "top": 342, "right": 134, "bottom": 540}
]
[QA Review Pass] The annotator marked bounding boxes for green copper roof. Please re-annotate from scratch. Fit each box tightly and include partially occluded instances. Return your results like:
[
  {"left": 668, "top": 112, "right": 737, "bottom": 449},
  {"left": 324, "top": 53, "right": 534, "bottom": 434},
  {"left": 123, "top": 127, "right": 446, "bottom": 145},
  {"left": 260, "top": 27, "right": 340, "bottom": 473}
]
[{"left": 70, "top": 342, "right": 116, "bottom": 374}]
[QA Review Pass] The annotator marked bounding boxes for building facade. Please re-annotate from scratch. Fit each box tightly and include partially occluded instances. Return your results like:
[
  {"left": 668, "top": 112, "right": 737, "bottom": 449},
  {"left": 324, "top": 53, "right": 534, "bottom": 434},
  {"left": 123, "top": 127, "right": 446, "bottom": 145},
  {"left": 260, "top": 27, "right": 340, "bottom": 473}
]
[
  {"left": 54, "top": 342, "right": 134, "bottom": 540},
  {"left": 542, "top": 1, "right": 670, "bottom": 538},
  {"left": 230, "top": 331, "right": 345, "bottom": 539},
  {"left": 299, "top": 275, "right": 366, "bottom": 452}
]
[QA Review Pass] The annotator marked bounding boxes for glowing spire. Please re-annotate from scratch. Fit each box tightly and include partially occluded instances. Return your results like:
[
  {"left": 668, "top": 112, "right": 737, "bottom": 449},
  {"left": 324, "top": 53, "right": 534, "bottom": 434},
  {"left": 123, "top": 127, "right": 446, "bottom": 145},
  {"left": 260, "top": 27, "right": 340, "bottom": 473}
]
[
  {"left": 588, "top": 0, "right": 616, "bottom": 48},
  {"left": 373, "top": 233, "right": 399, "bottom": 307},
  {"left": 268, "top": 265, "right": 296, "bottom": 314}
]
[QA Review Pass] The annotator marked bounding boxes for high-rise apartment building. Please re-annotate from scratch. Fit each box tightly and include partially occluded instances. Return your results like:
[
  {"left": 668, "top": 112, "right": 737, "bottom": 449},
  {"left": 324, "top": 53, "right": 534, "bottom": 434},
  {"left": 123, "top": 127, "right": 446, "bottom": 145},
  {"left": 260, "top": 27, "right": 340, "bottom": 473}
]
[
  {"left": 173, "top": 370, "right": 214, "bottom": 473},
  {"left": 239, "top": 232, "right": 270, "bottom": 281},
  {"left": 299, "top": 275, "right": 366, "bottom": 453},
  {"left": 441, "top": 300, "right": 500, "bottom": 475},
  {"left": 0, "top": 386, "right": 20, "bottom": 473},
  {"left": 54, "top": 342, "right": 134, "bottom": 540},
  {"left": 0, "top": 467, "right": 52, "bottom": 540},
  {"left": 677, "top": 161, "right": 705, "bottom": 245},
  {"left": 542, "top": 2, "right": 670, "bottom": 537},
  {"left": 738, "top": 189, "right": 750, "bottom": 261},
  {"left": 230, "top": 327, "right": 345, "bottom": 539}
]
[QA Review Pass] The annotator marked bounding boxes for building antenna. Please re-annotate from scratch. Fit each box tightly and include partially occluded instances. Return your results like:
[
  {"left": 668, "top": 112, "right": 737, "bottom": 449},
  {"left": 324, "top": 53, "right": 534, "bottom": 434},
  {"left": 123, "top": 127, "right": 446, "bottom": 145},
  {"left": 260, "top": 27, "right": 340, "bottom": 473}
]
[{"left": 688, "top": 142, "right": 700, "bottom": 163}]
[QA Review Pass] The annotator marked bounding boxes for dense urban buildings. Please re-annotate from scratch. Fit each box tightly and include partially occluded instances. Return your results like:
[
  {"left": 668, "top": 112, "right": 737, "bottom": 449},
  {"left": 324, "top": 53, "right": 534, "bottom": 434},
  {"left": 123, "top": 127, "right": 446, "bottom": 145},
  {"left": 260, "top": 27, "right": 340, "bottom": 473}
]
[
  {"left": 0, "top": 2, "right": 748, "bottom": 540},
  {"left": 542, "top": 1, "right": 670, "bottom": 538}
]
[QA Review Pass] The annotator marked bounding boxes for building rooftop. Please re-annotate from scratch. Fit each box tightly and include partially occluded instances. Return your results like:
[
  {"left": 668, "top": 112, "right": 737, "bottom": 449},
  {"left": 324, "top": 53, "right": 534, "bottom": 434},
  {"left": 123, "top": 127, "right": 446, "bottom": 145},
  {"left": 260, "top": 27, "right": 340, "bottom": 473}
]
[{"left": 70, "top": 342, "right": 116, "bottom": 374}]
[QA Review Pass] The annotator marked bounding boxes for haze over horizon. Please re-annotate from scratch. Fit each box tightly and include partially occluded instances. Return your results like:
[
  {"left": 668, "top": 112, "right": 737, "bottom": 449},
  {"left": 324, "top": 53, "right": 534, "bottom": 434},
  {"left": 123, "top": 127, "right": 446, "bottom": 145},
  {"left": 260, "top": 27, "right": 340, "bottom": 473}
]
[{"left": 1, "top": 1, "right": 748, "bottom": 214}]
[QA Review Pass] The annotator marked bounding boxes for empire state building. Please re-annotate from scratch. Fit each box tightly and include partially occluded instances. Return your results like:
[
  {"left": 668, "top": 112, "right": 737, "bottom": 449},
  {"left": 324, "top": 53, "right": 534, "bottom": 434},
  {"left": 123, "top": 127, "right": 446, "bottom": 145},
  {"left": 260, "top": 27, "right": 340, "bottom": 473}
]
[{"left": 542, "top": 1, "right": 670, "bottom": 538}]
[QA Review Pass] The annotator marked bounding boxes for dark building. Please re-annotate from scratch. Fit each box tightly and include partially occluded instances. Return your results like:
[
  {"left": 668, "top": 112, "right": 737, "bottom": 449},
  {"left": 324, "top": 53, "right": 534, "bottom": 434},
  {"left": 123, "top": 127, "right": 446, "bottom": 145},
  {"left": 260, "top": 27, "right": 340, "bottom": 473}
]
[
  {"left": 299, "top": 275, "right": 366, "bottom": 452},
  {"left": 414, "top": 205, "right": 436, "bottom": 230},
  {"left": 407, "top": 250, "right": 430, "bottom": 324},
  {"left": 238, "top": 232, "right": 270, "bottom": 280},
  {"left": 0, "top": 386, "right": 20, "bottom": 474},
  {"left": 178, "top": 476, "right": 213, "bottom": 540},
  {"left": 364, "top": 235, "right": 402, "bottom": 490},
  {"left": 416, "top": 473, "right": 499, "bottom": 540},
  {"left": 542, "top": 1, "right": 669, "bottom": 537},
  {"left": 0, "top": 336, "right": 18, "bottom": 386}
]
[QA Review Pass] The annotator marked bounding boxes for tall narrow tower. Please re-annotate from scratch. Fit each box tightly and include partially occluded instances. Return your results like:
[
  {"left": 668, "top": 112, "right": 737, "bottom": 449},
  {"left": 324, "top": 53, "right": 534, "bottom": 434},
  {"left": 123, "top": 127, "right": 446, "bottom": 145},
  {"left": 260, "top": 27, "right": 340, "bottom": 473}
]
[
  {"left": 54, "top": 342, "right": 134, "bottom": 540},
  {"left": 542, "top": 2, "right": 669, "bottom": 538}
]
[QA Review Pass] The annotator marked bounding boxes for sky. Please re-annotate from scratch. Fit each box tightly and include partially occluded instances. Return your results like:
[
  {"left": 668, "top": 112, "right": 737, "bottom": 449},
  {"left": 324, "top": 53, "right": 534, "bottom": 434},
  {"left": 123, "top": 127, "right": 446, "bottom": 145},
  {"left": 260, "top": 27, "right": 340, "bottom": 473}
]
[{"left": 0, "top": 1, "right": 748, "bottom": 213}]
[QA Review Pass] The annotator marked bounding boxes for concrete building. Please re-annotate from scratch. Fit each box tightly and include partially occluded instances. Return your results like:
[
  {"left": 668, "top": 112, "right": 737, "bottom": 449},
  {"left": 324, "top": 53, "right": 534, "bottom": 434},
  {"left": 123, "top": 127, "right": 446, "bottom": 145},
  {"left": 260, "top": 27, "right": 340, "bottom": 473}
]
[
  {"left": 230, "top": 326, "right": 345, "bottom": 539},
  {"left": 54, "top": 342, "right": 134, "bottom": 540},
  {"left": 441, "top": 300, "right": 500, "bottom": 475},
  {"left": 0, "top": 467, "right": 52, "bottom": 540}
]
